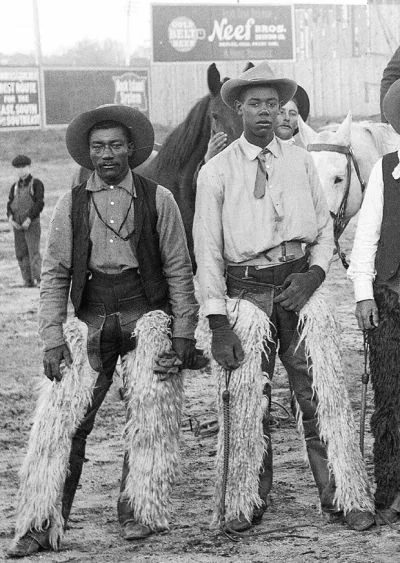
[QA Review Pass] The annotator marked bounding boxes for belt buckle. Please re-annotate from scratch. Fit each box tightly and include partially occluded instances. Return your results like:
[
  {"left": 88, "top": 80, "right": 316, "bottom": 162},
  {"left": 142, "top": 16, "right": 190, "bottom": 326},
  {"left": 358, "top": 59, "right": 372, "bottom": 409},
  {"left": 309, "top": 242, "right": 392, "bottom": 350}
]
[
  {"left": 242, "top": 266, "right": 254, "bottom": 280},
  {"left": 278, "top": 242, "right": 296, "bottom": 263}
]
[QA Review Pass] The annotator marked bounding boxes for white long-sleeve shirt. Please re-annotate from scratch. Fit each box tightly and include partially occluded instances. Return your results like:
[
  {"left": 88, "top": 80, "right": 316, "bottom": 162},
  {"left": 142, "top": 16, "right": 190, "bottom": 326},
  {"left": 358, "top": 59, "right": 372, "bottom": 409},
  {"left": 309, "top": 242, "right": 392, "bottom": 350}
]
[
  {"left": 347, "top": 158, "right": 385, "bottom": 302},
  {"left": 193, "top": 134, "right": 334, "bottom": 316}
]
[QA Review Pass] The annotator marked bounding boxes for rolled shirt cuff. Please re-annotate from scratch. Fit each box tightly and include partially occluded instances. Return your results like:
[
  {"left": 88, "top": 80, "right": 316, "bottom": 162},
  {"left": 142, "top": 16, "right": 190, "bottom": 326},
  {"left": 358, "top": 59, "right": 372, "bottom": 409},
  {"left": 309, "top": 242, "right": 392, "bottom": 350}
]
[
  {"left": 353, "top": 278, "right": 375, "bottom": 302},
  {"left": 201, "top": 298, "right": 228, "bottom": 317},
  {"left": 41, "top": 326, "right": 66, "bottom": 352}
]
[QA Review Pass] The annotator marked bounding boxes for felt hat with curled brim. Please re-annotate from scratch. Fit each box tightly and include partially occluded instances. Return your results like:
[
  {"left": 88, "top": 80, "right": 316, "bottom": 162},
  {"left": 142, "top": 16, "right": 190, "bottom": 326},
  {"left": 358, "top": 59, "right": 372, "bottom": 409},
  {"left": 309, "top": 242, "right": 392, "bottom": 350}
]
[
  {"left": 66, "top": 104, "right": 154, "bottom": 170},
  {"left": 383, "top": 78, "right": 400, "bottom": 134},
  {"left": 291, "top": 85, "right": 310, "bottom": 122},
  {"left": 221, "top": 61, "right": 297, "bottom": 109}
]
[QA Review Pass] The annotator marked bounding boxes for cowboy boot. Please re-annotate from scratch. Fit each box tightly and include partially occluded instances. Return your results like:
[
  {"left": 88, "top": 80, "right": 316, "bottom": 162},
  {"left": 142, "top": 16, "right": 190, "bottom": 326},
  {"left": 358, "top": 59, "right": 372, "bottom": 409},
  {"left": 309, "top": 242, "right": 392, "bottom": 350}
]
[{"left": 117, "top": 453, "right": 152, "bottom": 540}]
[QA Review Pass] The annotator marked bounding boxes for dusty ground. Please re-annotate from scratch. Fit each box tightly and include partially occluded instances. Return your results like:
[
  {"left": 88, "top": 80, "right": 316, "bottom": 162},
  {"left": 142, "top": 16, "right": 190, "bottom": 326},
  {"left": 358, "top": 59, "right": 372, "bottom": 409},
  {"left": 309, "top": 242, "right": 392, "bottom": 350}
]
[{"left": 1, "top": 134, "right": 400, "bottom": 563}]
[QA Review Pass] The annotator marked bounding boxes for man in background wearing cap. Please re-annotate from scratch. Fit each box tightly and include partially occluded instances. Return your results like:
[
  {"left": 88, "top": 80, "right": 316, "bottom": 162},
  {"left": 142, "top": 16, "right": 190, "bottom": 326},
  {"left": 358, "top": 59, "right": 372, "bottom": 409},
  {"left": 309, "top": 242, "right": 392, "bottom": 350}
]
[
  {"left": 7, "top": 155, "right": 44, "bottom": 287},
  {"left": 7, "top": 105, "right": 201, "bottom": 558},
  {"left": 194, "top": 61, "right": 374, "bottom": 533},
  {"left": 349, "top": 77, "right": 400, "bottom": 524}
]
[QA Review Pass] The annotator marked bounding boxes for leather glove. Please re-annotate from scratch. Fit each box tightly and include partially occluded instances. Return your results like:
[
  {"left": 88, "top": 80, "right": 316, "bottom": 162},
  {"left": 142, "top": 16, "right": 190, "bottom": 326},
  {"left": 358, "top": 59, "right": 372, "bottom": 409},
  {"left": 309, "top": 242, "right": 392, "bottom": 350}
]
[
  {"left": 154, "top": 338, "right": 209, "bottom": 380},
  {"left": 21, "top": 217, "right": 32, "bottom": 230},
  {"left": 43, "top": 343, "right": 72, "bottom": 382},
  {"left": 355, "top": 299, "right": 379, "bottom": 330},
  {"left": 209, "top": 315, "right": 244, "bottom": 371},
  {"left": 274, "top": 266, "right": 325, "bottom": 312}
]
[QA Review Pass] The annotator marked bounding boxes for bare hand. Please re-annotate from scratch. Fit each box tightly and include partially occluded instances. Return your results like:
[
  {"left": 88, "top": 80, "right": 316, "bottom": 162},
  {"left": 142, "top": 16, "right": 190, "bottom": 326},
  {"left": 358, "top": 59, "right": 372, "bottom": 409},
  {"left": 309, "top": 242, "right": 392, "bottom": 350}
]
[
  {"left": 9, "top": 217, "right": 21, "bottom": 231},
  {"left": 355, "top": 299, "right": 379, "bottom": 331},
  {"left": 21, "top": 217, "right": 31, "bottom": 230},
  {"left": 204, "top": 132, "right": 228, "bottom": 163},
  {"left": 43, "top": 343, "right": 72, "bottom": 382}
]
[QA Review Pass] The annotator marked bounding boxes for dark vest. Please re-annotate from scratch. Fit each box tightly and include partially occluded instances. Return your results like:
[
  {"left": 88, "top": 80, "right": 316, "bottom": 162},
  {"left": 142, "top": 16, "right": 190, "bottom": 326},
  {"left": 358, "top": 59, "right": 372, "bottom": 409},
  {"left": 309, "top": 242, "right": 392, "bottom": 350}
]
[
  {"left": 375, "top": 151, "right": 400, "bottom": 282},
  {"left": 70, "top": 173, "right": 169, "bottom": 312}
]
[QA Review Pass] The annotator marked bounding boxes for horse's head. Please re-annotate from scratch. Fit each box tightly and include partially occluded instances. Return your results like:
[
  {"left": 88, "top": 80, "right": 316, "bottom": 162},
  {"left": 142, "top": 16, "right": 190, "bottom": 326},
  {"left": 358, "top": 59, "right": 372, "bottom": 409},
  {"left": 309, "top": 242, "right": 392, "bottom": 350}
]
[
  {"left": 298, "top": 112, "right": 364, "bottom": 223},
  {"left": 207, "top": 63, "right": 243, "bottom": 144}
]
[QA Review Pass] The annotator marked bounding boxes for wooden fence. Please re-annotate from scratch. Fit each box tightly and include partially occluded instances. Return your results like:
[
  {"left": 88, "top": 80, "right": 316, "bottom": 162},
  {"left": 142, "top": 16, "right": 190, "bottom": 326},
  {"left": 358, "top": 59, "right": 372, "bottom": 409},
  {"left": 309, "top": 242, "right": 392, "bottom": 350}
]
[{"left": 148, "top": 2, "right": 400, "bottom": 126}]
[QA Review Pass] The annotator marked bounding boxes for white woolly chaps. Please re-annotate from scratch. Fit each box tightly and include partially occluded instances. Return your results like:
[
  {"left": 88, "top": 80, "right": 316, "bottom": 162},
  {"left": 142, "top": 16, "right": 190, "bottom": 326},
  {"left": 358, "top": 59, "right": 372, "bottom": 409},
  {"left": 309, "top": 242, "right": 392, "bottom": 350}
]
[
  {"left": 14, "top": 319, "right": 98, "bottom": 549},
  {"left": 121, "top": 310, "right": 184, "bottom": 531},
  {"left": 298, "top": 286, "right": 374, "bottom": 513},
  {"left": 196, "top": 298, "right": 273, "bottom": 525}
]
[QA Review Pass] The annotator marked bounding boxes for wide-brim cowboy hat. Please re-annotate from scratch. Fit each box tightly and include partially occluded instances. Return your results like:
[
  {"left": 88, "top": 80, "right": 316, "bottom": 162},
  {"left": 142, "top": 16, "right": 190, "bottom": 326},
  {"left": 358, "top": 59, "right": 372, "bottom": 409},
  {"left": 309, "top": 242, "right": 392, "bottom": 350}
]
[
  {"left": 221, "top": 61, "right": 297, "bottom": 109},
  {"left": 66, "top": 104, "right": 154, "bottom": 170},
  {"left": 292, "top": 85, "right": 310, "bottom": 122},
  {"left": 383, "top": 78, "right": 400, "bottom": 134}
]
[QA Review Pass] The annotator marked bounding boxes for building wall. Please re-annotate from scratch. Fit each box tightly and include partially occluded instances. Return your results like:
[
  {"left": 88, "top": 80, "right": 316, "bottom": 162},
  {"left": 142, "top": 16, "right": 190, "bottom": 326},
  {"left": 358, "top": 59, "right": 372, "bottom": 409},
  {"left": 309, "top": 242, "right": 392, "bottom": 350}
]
[{"left": 149, "top": 3, "right": 400, "bottom": 126}]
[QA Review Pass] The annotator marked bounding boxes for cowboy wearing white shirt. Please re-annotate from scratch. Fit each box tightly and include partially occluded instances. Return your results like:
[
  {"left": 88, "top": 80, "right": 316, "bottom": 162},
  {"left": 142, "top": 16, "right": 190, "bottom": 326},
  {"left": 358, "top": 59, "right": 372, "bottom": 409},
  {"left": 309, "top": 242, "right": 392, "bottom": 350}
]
[{"left": 348, "top": 78, "right": 400, "bottom": 523}]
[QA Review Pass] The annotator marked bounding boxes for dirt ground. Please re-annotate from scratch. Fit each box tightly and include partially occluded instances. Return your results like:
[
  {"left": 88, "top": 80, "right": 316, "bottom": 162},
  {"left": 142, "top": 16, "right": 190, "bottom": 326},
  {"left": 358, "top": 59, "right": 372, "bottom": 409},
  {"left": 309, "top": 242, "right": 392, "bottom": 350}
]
[{"left": 1, "top": 146, "right": 400, "bottom": 563}]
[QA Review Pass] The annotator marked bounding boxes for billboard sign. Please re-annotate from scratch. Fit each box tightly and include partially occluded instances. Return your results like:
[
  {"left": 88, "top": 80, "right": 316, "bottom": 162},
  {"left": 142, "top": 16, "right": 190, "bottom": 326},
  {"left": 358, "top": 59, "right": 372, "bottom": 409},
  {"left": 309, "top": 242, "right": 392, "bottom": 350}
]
[
  {"left": 152, "top": 4, "right": 294, "bottom": 62},
  {"left": 43, "top": 67, "right": 149, "bottom": 126},
  {"left": 0, "top": 68, "right": 41, "bottom": 129}
]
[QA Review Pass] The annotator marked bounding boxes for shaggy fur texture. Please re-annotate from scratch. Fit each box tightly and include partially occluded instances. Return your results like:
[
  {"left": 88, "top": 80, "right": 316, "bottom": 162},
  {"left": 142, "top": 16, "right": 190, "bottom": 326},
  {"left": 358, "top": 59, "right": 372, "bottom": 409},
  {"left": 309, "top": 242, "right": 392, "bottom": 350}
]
[
  {"left": 122, "top": 310, "right": 184, "bottom": 530},
  {"left": 298, "top": 287, "right": 374, "bottom": 513},
  {"left": 196, "top": 298, "right": 273, "bottom": 525},
  {"left": 368, "top": 284, "right": 400, "bottom": 509},
  {"left": 14, "top": 319, "right": 98, "bottom": 549}
]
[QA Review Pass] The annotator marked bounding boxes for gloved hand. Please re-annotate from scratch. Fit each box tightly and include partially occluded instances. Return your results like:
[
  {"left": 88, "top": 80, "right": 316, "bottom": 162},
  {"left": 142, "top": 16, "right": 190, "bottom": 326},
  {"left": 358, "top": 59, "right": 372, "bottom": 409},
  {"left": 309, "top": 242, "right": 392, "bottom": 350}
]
[
  {"left": 8, "top": 217, "right": 21, "bottom": 230},
  {"left": 21, "top": 217, "right": 32, "bottom": 230},
  {"left": 274, "top": 266, "right": 325, "bottom": 312},
  {"left": 209, "top": 315, "right": 244, "bottom": 371},
  {"left": 43, "top": 343, "right": 72, "bottom": 382},
  {"left": 355, "top": 299, "right": 379, "bottom": 330},
  {"left": 154, "top": 338, "right": 209, "bottom": 380}
]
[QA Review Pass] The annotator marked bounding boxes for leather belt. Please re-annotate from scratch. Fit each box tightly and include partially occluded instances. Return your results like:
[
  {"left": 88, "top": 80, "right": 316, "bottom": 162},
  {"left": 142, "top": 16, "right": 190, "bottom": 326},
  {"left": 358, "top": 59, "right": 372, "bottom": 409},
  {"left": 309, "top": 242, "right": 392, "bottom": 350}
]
[{"left": 229, "top": 241, "right": 305, "bottom": 269}]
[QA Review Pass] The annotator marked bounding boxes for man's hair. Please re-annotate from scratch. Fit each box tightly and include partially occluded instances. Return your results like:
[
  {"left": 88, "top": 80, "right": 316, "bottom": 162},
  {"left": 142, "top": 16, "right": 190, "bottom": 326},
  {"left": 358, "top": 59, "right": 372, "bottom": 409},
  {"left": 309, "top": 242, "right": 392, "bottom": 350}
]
[{"left": 88, "top": 120, "right": 132, "bottom": 144}]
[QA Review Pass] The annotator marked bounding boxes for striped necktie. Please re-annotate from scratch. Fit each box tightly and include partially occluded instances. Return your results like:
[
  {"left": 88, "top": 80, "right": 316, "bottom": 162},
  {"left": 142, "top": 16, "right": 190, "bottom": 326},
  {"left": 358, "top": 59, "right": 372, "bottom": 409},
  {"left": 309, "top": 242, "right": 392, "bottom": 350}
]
[{"left": 254, "top": 148, "right": 270, "bottom": 199}]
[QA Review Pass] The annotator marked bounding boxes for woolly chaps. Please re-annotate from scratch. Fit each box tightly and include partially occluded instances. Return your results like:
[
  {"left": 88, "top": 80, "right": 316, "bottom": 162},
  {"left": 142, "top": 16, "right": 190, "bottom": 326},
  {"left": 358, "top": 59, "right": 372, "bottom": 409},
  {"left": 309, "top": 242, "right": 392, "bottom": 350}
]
[
  {"left": 121, "top": 310, "right": 184, "bottom": 530},
  {"left": 368, "top": 284, "right": 400, "bottom": 509},
  {"left": 14, "top": 318, "right": 98, "bottom": 548},
  {"left": 197, "top": 287, "right": 373, "bottom": 525},
  {"left": 13, "top": 311, "right": 182, "bottom": 547}
]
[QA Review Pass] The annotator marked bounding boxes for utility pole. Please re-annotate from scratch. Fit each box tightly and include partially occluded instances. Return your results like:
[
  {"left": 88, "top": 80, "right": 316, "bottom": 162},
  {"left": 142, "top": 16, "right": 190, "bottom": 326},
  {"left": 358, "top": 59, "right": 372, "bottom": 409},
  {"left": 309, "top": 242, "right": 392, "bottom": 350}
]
[
  {"left": 125, "top": 0, "right": 132, "bottom": 66},
  {"left": 32, "top": 0, "right": 45, "bottom": 128},
  {"left": 32, "top": 0, "right": 42, "bottom": 66}
]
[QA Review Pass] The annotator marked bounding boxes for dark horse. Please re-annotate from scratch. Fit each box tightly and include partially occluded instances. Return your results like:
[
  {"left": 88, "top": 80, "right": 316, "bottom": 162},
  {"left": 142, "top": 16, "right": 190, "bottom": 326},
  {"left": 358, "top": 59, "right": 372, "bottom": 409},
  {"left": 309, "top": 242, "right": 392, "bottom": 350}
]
[
  {"left": 139, "top": 63, "right": 243, "bottom": 260},
  {"left": 72, "top": 63, "right": 244, "bottom": 261}
]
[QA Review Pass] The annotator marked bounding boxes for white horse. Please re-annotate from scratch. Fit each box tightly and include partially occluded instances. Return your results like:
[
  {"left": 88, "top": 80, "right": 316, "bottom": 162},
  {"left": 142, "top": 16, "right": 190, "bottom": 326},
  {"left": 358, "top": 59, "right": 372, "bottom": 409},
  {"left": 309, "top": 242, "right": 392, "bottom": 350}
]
[{"left": 298, "top": 113, "right": 400, "bottom": 229}]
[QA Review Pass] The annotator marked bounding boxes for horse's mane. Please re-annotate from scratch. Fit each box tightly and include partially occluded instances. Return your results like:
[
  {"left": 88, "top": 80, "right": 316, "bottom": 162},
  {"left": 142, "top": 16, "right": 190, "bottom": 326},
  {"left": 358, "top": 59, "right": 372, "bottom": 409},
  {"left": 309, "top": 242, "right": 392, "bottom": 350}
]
[
  {"left": 354, "top": 122, "right": 400, "bottom": 155},
  {"left": 154, "top": 94, "right": 211, "bottom": 174}
]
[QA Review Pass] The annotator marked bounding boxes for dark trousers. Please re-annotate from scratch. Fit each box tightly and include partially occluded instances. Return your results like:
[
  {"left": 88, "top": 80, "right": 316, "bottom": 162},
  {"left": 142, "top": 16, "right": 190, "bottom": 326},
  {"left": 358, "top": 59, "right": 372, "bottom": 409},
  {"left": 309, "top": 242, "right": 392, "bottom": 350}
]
[
  {"left": 13, "top": 218, "right": 41, "bottom": 284},
  {"left": 61, "top": 269, "right": 153, "bottom": 527},
  {"left": 226, "top": 257, "right": 335, "bottom": 511}
]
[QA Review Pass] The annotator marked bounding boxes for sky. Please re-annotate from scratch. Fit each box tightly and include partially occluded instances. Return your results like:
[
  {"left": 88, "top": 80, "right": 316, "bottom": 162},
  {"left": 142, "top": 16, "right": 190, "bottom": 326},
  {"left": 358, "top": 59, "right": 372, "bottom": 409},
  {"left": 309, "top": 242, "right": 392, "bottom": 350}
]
[{"left": 0, "top": 0, "right": 367, "bottom": 57}]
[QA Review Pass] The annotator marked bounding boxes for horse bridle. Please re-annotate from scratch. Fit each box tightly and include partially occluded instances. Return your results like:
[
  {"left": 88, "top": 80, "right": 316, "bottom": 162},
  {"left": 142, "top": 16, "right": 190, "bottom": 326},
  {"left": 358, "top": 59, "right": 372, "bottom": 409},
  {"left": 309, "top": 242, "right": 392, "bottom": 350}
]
[{"left": 307, "top": 143, "right": 367, "bottom": 269}]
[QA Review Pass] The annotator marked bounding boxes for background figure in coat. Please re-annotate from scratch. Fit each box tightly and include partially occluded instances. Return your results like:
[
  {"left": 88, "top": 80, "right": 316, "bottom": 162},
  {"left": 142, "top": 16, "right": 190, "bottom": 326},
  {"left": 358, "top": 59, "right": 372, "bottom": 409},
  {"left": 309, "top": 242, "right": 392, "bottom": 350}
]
[{"left": 7, "top": 155, "right": 44, "bottom": 287}]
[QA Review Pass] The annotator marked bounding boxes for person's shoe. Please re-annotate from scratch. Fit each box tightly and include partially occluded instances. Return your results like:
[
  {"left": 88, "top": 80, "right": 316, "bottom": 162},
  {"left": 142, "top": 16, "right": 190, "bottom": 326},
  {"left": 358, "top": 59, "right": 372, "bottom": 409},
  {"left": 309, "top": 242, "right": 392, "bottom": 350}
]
[
  {"left": 344, "top": 508, "right": 375, "bottom": 531},
  {"left": 6, "top": 532, "right": 50, "bottom": 558},
  {"left": 225, "top": 512, "right": 252, "bottom": 533},
  {"left": 252, "top": 502, "right": 267, "bottom": 525},
  {"left": 375, "top": 508, "right": 400, "bottom": 525},
  {"left": 23, "top": 280, "right": 35, "bottom": 288},
  {"left": 121, "top": 520, "right": 153, "bottom": 540}
]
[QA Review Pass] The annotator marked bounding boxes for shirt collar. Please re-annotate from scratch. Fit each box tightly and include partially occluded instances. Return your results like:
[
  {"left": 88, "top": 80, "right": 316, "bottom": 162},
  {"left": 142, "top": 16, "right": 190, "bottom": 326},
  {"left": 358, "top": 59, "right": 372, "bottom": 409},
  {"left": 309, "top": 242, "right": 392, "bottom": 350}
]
[
  {"left": 239, "top": 133, "right": 281, "bottom": 161},
  {"left": 18, "top": 174, "right": 32, "bottom": 186},
  {"left": 86, "top": 169, "right": 137, "bottom": 196}
]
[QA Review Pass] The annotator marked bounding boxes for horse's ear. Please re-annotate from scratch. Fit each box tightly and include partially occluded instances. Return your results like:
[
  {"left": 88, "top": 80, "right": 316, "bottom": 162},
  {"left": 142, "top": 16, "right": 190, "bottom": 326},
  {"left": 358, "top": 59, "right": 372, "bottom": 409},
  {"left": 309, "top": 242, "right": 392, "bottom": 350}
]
[
  {"left": 243, "top": 61, "right": 255, "bottom": 71},
  {"left": 297, "top": 115, "right": 317, "bottom": 147},
  {"left": 336, "top": 111, "right": 352, "bottom": 145},
  {"left": 208, "top": 63, "right": 222, "bottom": 96}
]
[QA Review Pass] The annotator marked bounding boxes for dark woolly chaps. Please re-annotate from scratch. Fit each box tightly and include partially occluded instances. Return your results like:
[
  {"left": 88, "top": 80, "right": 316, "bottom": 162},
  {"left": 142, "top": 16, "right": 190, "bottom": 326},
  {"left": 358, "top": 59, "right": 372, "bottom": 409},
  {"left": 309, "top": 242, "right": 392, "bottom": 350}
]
[{"left": 369, "top": 284, "right": 400, "bottom": 508}]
